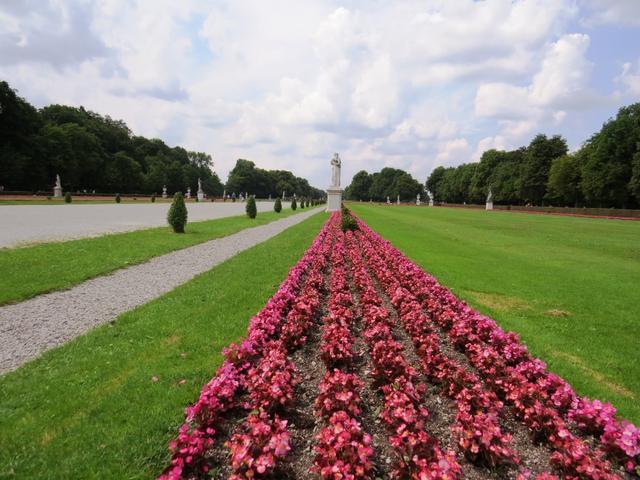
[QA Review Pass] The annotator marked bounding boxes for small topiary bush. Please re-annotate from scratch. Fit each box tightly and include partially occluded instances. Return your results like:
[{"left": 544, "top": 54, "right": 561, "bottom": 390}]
[
  {"left": 341, "top": 205, "right": 359, "bottom": 232},
  {"left": 115, "top": 193, "right": 121, "bottom": 203},
  {"left": 274, "top": 197, "right": 282, "bottom": 213},
  {"left": 246, "top": 195, "right": 257, "bottom": 219},
  {"left": 151, "top": 194, "right": 156, "bottom": 203},
  {"left": 300, "top": 198, "right": 305, "bottom": 209},
  {"left": 168, "top": 192, "right": 188, "bottom": 233},
  {"left": 64, "top": 192, "right": 72, "bottom": 203},
  {"left": 291, "top": 197, "right": 297, "bottom": 210}
]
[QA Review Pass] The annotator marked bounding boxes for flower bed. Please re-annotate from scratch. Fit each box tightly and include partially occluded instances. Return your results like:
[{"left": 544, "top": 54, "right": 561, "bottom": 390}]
[{"left": 158, "top": 211, "right": 638, "bottom": 479}]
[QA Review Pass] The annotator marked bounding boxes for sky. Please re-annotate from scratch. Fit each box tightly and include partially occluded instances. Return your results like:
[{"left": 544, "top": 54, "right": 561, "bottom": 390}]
[{"left": 1, "top": 0, "right": 639, "bottom": 188}]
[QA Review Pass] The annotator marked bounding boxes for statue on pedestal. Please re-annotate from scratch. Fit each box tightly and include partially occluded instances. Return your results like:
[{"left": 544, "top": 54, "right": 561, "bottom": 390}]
[
  {"left": 427, "top": 190, "right": 434, "bottom": 207},
  {"left": 486, "top": 187, "right": 494, "bottom": 211},
  {"left": 326, "top": 153, "right": 343, "bottom": 212},
  {"left": 186, "top": 187, "right": 191, "bottom": 199},
  {"left": 397, "top": 195, "right": 400, "bottom": 205},
  {"left": 416, "top": 193, "right": 421, "bottom": 206},
  {"left": 330, "top": 153, "right": 341, "bottom": 187},
  {"left": 162, "top": 185, "right": 167, "bottom": 198},
  {"left": 54, "top": 174, "right": 62, "bottom": 198},
  {"left": 197, "top": 178, "right": 204, "bottom": 201}
]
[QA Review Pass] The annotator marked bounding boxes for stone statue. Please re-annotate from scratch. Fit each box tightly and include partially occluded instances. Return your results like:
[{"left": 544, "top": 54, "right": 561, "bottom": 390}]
[
  {"left": 386, "top": 196, "right": 390, "bottom": 204},
  {"left": 54, "top": 174, "right": 62, "bottom": 198},
  {"left": 162, "top": 185, "right": 167, "bottom": 198},
  {"left": 397, "top": 195, "right": 400, "bottom": 205},
  {"left": 197, "top": 178, "right": 204, "bottom": 201},
  {"left": 330, "top": 153, "right": 341, "bottom": 187},
  {"left": 186, "top": 187, "right": 191, "bottom": 199},
  {"left": 282, "top": 191, "right": 286, "bottom": 200},
  {"left": 427, "top": 190, "right": 434, "bottom": 207},
  {"left": 416, "top": 193, "right": 421, "bottom": 206},
  {"left": 486, "top": 187, "right": 494, "bottom": 211}
]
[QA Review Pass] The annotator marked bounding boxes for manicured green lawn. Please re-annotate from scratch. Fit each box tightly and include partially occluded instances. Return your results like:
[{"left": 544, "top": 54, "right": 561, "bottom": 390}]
[
  {"left": 0, "top": 209, "right": 298, "bottom": 305},
  {"left": 0, "top": 211, "right": 327, "bottom": 479},
  {"left": 349, "top": 203, "right": 640, "bottom": 424}
]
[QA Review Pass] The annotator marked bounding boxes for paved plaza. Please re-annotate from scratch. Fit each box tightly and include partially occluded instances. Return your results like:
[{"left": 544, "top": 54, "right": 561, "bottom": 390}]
[{"left": 0, "top": 201, "right": 289, "bottom": 248}]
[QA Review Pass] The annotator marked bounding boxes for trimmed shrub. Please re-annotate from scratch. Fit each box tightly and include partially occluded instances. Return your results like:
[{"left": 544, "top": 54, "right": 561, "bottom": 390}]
[
  {"left": 151, "top": 194, "right": 156, "bottom": 203},
  {"left": 64, "top": 192, "right": 72, "bottom": 203},
  {"left": 115, "top": 193, "right": 121, "bottom": 203},
  {"left": 274, "top": 197, "right": 282, "bottom": 213},
  {"left": 168, "top": 192, "right": 188, "bottom": 233},
  {"left": 341, "top": 206, "right": 358, "bottom": 232},
  {"left": 291, "top": 197, "right": 297, "bottom": 210},
  {"left": 300, "top": 199, "right": 305, "bottom": 209},
  {"left": 246, "top": 195, "right": 257, "bottom": 219}
]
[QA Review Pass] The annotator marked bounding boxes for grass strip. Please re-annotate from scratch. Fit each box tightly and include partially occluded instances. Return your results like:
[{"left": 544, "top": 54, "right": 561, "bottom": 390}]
[
  {"left": 0, "top": 211, "right": 328, "bottom": 479},
  {"left": 0, "top": 208, "right": 298, "bottom": 305},
  {"left": 349, "top": 203, "right": 640, "bottom": 424}
]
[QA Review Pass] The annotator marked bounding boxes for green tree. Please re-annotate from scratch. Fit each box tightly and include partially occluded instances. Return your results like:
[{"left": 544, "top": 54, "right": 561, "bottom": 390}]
[
  {"left": 520, "top": 134, "right": 568, "bottom": 205},
  {"left": 581, "top": 104, "right": 640, "bottom": 208},
  {"left": 547, "top": 154, "right": 583, "bottom": 206},
  {"left": 246, "top": 195, "right": 257, "bottom": 219},
  {"left": 345, "top": 170, "right": 372, "bottom": 200},
  {"left": 291, "top": 197, "right": 297, "bottom": 210},
  {"left": 426, "top": 166, "right": 446, "bottom": 202},
  {"left": 167, "top": 192, "right": 188, "bottom": 233},
  {"left": 274, "top": 197, "right": 282, "bottom": 213},
  {"left": 629, "top": 150, "right": 640, "bottom": 204}
]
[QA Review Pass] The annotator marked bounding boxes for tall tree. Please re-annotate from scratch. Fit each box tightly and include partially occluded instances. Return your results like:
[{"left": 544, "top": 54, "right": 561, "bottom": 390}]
[
  {"left": 580, "top": 104, "right": 640, "bottom": 208},
  {"left": 426, "top": 166, "right": 446, "bottom": 201},
  {"left": 520, "top": 134, "right": 568, "bottom": 205},
  {"left": 547, "top": 154, "right": 583, "bottom": 207},
  {"left": 345, "top": 170, "right": 372, "bottom": 200}
]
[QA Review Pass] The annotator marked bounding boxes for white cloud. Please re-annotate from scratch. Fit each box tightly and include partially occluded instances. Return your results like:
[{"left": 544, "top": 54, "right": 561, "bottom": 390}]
[
  {"left": 435, "top": 138, "right": 472, "bottom": 166},
  {"left": 581, "top": 0, "right": 640, "bottom": 27},
  {"left": 0, "top": 0, "right": 631, "bottom": 187},
  {"left": 617, "top": 60, "right": 640, "bottom": 96}
]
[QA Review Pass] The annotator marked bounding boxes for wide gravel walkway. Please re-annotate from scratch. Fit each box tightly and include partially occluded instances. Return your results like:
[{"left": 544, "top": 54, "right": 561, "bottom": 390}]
[
  {"left": 0, "top": 201, "right": 290, "bottom": 248},
  {"left": 0, "top": 208, "right": 323, "bottom": 374}
]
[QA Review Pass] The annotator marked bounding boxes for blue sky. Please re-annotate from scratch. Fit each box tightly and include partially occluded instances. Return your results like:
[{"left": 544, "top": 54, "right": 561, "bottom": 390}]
[{"left": 1, "top": 0, "right": 639, "bottom": 188}]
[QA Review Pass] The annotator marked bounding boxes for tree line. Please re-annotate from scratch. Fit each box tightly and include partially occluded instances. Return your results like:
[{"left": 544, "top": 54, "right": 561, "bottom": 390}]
[
  {"left": 225, "top": 159, "right": 325, "bottom": 199},
  {"left": 426, "top": 103, "right": 640, "bottom": 209},
  {"left": 345, "top": 167, "right": 425, "bottom": 202},
  {"left": 0, "top": 80, "right": 322, "bottom": 198}
]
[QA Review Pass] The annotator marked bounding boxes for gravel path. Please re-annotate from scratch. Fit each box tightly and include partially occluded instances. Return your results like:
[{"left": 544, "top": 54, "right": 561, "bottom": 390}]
[
  {"left": 0, "top": 208, "right": 323, "bottom": 374},
  {"left": 0, "top": 201, "right": 290, "bottom": 248}
]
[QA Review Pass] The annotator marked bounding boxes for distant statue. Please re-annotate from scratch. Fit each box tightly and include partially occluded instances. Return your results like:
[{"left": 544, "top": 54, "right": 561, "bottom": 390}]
[
  {"left": 330, "top": 153, "right": 341, "bottom": 187},
  {"left": 162, "top": 185, "right": 167, "bottom": 198},
  {"left": 197, "top": 178, "right": 204, "bottom": 201},
  {"left": 54, "top": 174, "right": 62, "bottom": 198},
  {"left": 486, "top": 187, "right": 494, "bottom": 211},
  {"left": 427, "top": 190, "right": 434, "bottom": 207},
  {"left": 397, "top": 195, "right": 400, "bottom": 205},
  {"left": 416, "top": 193, "right": 421, "bottom": 206},
  {"left": 282, "top": 191, "right": 286, "bottom": 200},
  {"left": 186, "top": 187, "right": 191, "bottom": 199},
  {"left": 386, "top": 196, "right": 390, "bottom": 204}
]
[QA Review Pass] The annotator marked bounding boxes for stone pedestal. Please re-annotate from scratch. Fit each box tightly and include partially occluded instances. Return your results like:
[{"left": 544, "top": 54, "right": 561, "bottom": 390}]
[
  {"left": 54, "top": 186, "right": 62, "bottom": 198},
  {"left": 326, "top": 187, "right": 342, "bottom": 212},
  {"left": 197, "top": 190, "right": 204, "bottom": 202},
  {"left": 486, "top": 201, "right": 493, "bottom": 210}
]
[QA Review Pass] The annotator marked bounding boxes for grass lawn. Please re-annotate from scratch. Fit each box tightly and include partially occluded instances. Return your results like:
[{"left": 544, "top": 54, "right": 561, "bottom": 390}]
[
  {"left": 349, "top": 203, "right": 640, "bottom": 424},
  {"left": 0, "top": 211, "right": 328, "bottom": 479},
  {"left": 0, "top": 208, "right": 298, "bottom": 305}
]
